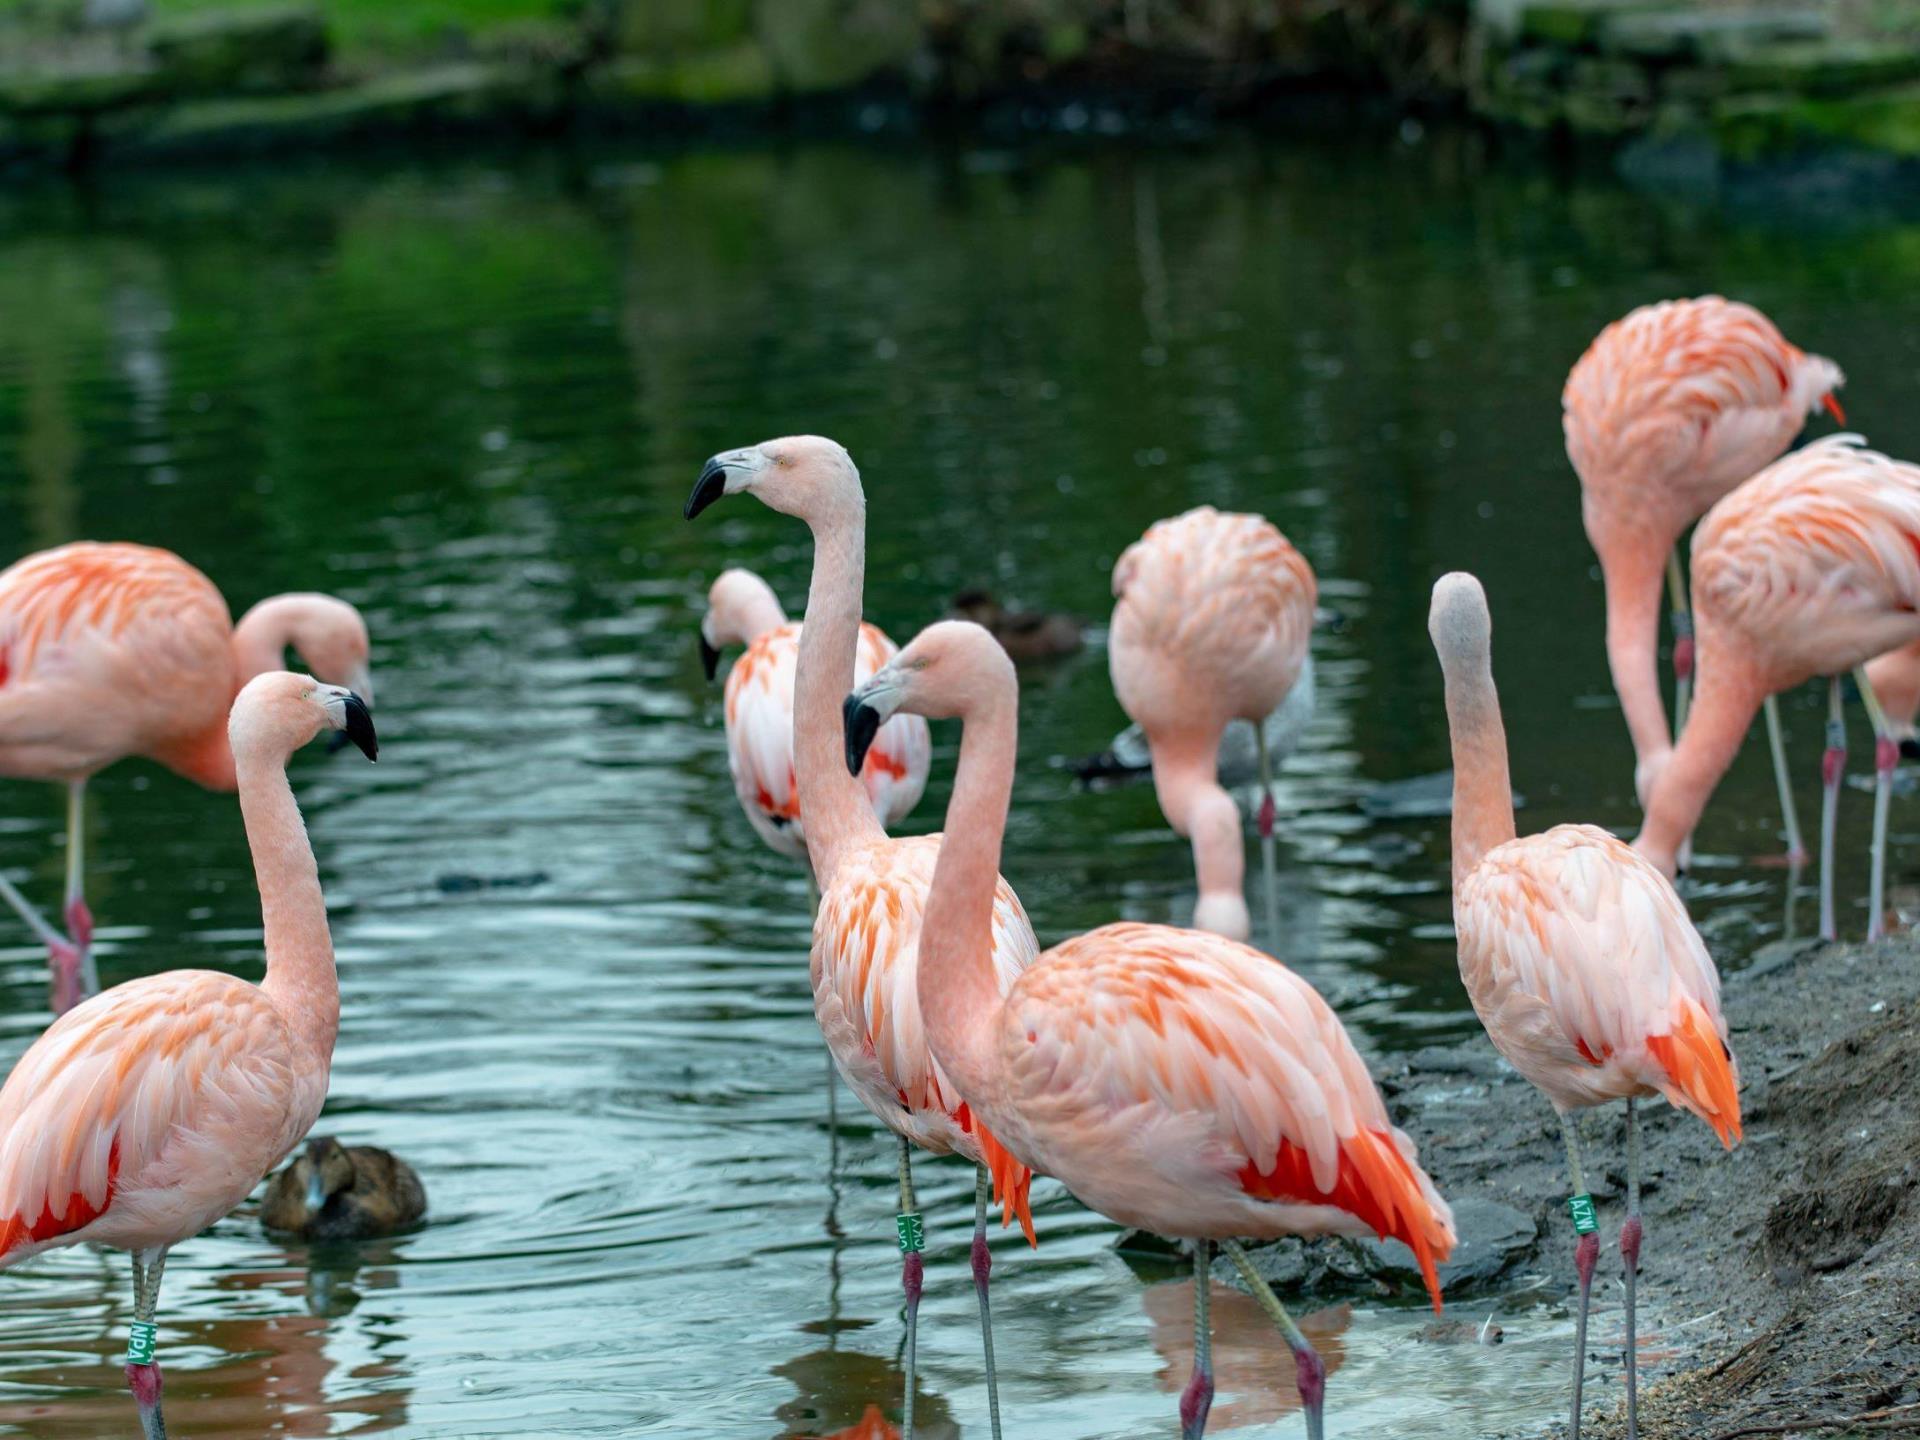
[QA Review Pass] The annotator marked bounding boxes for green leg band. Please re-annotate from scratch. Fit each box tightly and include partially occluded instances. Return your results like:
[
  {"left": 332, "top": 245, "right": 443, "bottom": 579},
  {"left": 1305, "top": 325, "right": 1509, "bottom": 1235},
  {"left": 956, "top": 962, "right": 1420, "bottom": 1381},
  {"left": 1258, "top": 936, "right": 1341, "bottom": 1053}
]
[
  {"left": 1568, "top": 1193, "right": 1598, "bottom": 1235},
  {"left": 896, "top": 1212, "right": 925, "bottom": 1254},
  {"left": 126, "top": 1320, "right": 158, "bottom": 1366}
]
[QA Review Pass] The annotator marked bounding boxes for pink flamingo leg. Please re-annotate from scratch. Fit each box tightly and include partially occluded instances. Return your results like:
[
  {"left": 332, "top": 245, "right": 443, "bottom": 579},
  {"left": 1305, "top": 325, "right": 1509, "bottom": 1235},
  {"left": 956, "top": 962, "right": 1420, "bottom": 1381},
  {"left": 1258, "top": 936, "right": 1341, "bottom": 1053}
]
[
  {"left": 970, "top": 1167, "right": 1004, "bottom": 1440},
  {"left": 0, "top": 869, "right": 85, "bottom": 1014},
  {"left": 66, "top": 779, "right": 98, "bottom": 1002},
  {"left": 896, "top": 1137, "right": 921, "bottom": 1440},
  {"left": 1222, "top": 1239, "right": 1325, "bottom": 1440},
  {"left": 1763, "top": 696, "right": 1808, "bottom": 864},
  {"left": 1820, "top": 677, "right": 1846, "bottom": 941},
  {"left": 1621, "top": 1099, "right": 1643, "bottom": 1440},
  {"left": 1561, "top": 1116, "right": 1599, "bottom": 1440},
  {"left": 1256, "top": 727, "right": 1280, "bottom": 949},
  {"left": 127, "top": 1245, "right": 169, "bottom": 1440},
  {"left": 1180, "top": 1238, "right": 1215, "bottom": 1440},
  {"left": 1854, "top": 665, "right": 1897, "bottom": 942}
]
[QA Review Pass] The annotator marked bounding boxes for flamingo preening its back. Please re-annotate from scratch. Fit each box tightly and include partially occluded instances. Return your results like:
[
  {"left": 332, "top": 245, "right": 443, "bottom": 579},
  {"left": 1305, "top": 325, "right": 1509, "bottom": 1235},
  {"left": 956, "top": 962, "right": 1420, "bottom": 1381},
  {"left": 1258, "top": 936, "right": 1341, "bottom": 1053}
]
[
  {"left": 0, "top": 542, "right": 373, "bottom": 1013},
  {"left": 1432, "top": 572, "right": 1740, "bottom": 1440},
  {"left": 1564, "top": 296, "right": 1843, "bottom": 858},
  {"left": 699, "top": 566, "right": 929, "bottom": 868},
  {"left": 1108, "top": 506, "right": 1316, "bottom": 943},
  {"left": 1637, "top": 436, "right": 1920, "bottom": 941},
  {"left": 0, "top": 671, "right": 376, "bottom": 1440},
  {"left": 844, "top": 619, "right": 1454, "bottom": 1440},
  {"left": 687, "top": 437, "right": 1038, "bottom": 1440}
]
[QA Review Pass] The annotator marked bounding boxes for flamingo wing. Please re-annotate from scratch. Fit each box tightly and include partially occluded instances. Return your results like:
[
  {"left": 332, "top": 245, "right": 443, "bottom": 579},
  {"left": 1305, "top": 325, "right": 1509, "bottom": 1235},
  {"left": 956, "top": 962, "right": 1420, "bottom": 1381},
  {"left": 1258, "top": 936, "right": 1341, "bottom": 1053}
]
[
  {"left": 1001, "top": 923, "right": 1455, "bottom": 1301},
  {"left": 723, "top": 624, "right": 805, "bottom": 833},
  {"left": 0, "top": 970, "right": 301, "bottom": 1265},
  {"left": 1457, "top": 825, "right": 1741, "bottom": 1145}
]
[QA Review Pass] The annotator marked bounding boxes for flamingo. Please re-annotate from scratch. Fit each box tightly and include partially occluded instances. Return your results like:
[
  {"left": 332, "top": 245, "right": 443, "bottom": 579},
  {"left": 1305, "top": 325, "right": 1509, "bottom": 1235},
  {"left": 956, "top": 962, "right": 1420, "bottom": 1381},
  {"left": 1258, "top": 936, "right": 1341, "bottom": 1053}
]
[
  {"left": 699, "top": 566, "right": 930, "bottom": 870},
  {"left": 843, "top": 620, "right": 1455, "bottom": 1440},
  {"left": 1564, "top": 296, "right": 1844, "bottom": 859},
  {"left": 686, "top": 437, "right": 1038, "bottom": 1440},
  {"left": 1864, "top": 637, "right": 1920, "bottom": 759},
  {"left": 1637, "top": 436, "right": 1920, "bottom": 942},
  {"left": 1430, "top": 572, "right": 1741, "bottom": 1440},
  {"left": 1108, "top": 506, "right": 1316, "bottom": 942},
  {"left": 0, "top": 542, "right": 373, "bottom": 1013},
  {"left": 0, "top": 670, "right": 376, "bottom": 1440}
]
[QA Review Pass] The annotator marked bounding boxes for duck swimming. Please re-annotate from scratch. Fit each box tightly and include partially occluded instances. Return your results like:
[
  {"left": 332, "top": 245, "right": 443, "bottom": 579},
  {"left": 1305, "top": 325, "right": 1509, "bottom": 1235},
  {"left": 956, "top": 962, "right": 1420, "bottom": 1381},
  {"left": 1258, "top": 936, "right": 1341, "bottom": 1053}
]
[{"left": 262, "top": 1136, "right": 427, "bottom": 1241}]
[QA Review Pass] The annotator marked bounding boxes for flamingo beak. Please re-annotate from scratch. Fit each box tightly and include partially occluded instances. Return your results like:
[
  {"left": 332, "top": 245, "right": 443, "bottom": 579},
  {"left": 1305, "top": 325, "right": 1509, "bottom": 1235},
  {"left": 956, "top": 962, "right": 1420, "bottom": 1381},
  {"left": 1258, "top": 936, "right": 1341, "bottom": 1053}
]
[
  {"left": 844, "top": 695, "right": 881, "bottom": 777},
  {"left": 685, "top": 457, "right": 729, "bottom": 520},
  {"left": 1823, "top": 393, "right": 1847, "bottom": 425},
  {"left": 699, "top": 633, "right": 722, "bottom": 682},
  {"left": 341, "top": 693, "right": 378, "bottom": 762}
]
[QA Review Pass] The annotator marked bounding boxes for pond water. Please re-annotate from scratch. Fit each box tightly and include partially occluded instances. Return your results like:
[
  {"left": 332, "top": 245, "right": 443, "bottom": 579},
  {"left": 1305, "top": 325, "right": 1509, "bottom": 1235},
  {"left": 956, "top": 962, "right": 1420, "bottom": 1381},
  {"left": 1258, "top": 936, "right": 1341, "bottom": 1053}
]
[{"left": 0, "top": 129, "right": 1915, "bottom": 1439}]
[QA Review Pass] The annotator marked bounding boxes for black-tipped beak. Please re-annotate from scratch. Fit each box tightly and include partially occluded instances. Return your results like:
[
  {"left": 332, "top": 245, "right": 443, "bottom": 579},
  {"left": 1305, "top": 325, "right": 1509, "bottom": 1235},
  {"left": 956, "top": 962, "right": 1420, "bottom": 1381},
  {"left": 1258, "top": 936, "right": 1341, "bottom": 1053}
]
[
  {"left": 685, "top": 457, "right": 728, "bottom": 521},
  {"left": 1902, "top": 737, "right": 1920, "bottom": 761},
  {"left": 342, "top": 692, "right": 378, "bottom": 761},
  {"left": 699, "top": 633, "right": 722, "bottom": 682},
  {"left": 844, "top": 694, "right": 881, "bottom": 777}
]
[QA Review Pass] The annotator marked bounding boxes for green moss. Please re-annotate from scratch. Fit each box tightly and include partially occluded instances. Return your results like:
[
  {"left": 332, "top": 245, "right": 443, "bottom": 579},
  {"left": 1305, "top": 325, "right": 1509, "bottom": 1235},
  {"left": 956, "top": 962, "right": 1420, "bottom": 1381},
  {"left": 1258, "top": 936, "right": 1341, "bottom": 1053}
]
[
  {"left": 591, "top": 42, "right": 775, "bottom": 106},
  {"left": 1722, "top": 40, "right": 1920, "bottom": 98},
  {"left": 146, "top": 0, "right": 577, "bottom": 64},
  {"left": 1715, "top": 82, "right": 1920, "bottom": 159}
]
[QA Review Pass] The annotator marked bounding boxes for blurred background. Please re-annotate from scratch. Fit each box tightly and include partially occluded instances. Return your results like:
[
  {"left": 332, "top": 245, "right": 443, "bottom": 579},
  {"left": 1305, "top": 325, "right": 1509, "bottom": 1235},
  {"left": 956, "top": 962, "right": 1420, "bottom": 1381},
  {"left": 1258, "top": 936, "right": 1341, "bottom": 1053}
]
[{"left": 1, "top": 2, "right": 1917, "bottom": 1437}]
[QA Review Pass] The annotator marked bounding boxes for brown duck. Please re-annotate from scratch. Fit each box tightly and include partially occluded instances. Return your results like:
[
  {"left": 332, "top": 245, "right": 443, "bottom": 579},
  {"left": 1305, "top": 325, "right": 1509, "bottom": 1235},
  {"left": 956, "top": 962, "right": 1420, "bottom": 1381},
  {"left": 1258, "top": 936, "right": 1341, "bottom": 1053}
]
[
  {"left": 946, "top": 589, "right": 1083, "bottom": 662},
  {"left": 262, "top": 1136, "right": 427, "bottom": 1241}
]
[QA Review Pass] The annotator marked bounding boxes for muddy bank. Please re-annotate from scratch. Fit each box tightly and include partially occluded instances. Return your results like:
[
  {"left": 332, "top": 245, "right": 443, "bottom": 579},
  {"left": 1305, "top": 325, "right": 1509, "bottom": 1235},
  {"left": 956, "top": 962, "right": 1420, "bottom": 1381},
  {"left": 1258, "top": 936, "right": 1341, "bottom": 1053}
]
[{"left": 1207, "top": 930, "right": 1920, "bottom": 1437}]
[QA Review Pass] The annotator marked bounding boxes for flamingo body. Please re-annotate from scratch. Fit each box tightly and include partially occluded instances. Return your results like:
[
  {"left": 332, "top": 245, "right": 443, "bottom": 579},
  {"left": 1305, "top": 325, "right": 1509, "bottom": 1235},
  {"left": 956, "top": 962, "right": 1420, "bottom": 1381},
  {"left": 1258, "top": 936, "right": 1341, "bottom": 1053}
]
[
  {"left": 0, "top": 543, "right": 235, "bottom": 783},
  {"left": 1455, "top": 824, "right": 1740, "bottom": 1140},
  {"left": 723, "top": 620, "right": 929, "bottom": 862},
  {"left": 816, "top": 833, "right": 1040, "bottom": 1235},
  {"left": 1108, "top": 507, "right": 1316, "bottom": 938},
  {"left": 983, "top": 920, "right": 1452, "bottom": 1285}
]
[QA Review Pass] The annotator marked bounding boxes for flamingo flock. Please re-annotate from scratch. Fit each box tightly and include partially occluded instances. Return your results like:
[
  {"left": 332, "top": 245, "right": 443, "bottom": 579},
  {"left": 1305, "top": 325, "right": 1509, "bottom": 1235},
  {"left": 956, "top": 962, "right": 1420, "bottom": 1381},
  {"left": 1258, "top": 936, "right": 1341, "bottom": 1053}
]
[{"left": 4, "top": 286, "right": 1905, "bottom": 1440}]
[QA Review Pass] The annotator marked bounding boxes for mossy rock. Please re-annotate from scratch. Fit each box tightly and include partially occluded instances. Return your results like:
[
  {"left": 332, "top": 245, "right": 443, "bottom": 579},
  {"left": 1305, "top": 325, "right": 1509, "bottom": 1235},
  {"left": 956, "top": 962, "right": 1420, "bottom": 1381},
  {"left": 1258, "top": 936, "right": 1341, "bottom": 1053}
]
[
  {"left": 752, "top": 0, "right": 921, "bottom": 94},
  {"left": 1600, "top": 7, "right": 1828, "bottom": 61},
  {"left": 1515, "top": 0, "right": 1669, "bottom": 49},
  {"left": 0, "top": 61, "right": 158, "bottom": 116},
  {"left": 143, "top": 4, "right": 328, "bottom": 97},
  {"left": 1714, "top": 82, "right": 1920, "bottom": 160},
  {"left": 1722, "top": 40, "right": 1920, "bottom": 99},
  {"left": 615, "top": 0, "right": 753, "bottom": 58},
  {"left": 588, "top": 43, "right": 776, "bottom": 106}
]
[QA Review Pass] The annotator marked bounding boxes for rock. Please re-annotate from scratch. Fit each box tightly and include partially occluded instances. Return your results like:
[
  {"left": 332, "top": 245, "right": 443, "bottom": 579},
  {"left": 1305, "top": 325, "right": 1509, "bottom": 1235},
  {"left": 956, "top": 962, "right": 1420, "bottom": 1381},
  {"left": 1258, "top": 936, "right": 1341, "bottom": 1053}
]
[
  {"left": 1725, "top": 41, "right": 1920, "bottom": 103},
  {"left": 1599, "top": 7, "right": 1828, "bottom": 62},
  {"left": 1513, "top": 0, "right": 1668, "bottom": 50},
  {"left": 144, "top": 4, "right": 328, "bottom": 97},
  {"left": 1417, "top": 1316, "right": 1504, "bottom": 1344},
  {"left": 1216, "top": 1235, "right": 1318, "bottom": 1293},
  {"left": 1350, "top": 1196, "right": 1538, "bottom": 1296},
  {"left": 1715, "top": 83, "right": 1920, "bottom": 161},
  {"left": 752, "top": 0, "right": 921, "bottom": 94},
  {"left": 1113, "top": 1227, "right": 1189, "bottom": 1262},
  {"left": 0, "top": 59, "right": 157, "bottom": 116}
]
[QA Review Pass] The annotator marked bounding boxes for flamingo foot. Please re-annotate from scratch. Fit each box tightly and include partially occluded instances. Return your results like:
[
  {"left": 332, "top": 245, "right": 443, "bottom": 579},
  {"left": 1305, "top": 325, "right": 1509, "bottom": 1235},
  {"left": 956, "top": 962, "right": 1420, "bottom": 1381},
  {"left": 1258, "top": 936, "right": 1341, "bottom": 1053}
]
[
  {"left": 126, "top": 1361, "right": 166, "bottom": 1440},
  {"left": 64, "top": 895, "right": 93, "bottom": 953},
  {"left": 1179, "top": 1365, "right": 1214, "bottom": 1439},
  {"left": 47, "top": 937, "right": 83, "bottom": 1016}
]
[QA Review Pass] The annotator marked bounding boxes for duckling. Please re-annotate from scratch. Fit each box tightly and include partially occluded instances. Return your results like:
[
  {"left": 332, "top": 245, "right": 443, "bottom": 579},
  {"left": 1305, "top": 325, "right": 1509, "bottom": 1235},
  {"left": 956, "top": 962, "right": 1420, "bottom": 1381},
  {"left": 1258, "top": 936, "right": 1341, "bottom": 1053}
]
[
  {"left": 262, "top": 1136, "right": 427, "bottom": 1241},
  {"left": 947, "top": 589, "right": 1083, "bottom": 662}
]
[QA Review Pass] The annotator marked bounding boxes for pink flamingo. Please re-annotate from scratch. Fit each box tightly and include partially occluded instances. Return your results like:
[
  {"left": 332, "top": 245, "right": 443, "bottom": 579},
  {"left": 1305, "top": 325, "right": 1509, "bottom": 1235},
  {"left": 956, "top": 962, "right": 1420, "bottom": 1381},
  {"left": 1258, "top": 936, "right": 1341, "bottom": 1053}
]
[
  {"left": 1637, "top": 436, "right": 1920, "bottom": 941},
  {"left": 700, "top": 567, "right": 930, "bottom": 870},
  {"left": 1108, "top": 507, "right": 1316, "bottom": 942},
  {"left": 843, "top": 620, "right": 1455, "bottom": 1440},
  {"left": 1431, "top": 572, "right": 1741, "bottom": 1440},
  {"left": 0, "top": 670, "right": 376, "bottom": 1440},
  {"left": 0, "top": 542, "right": 373, "bottom": 1013},
  {"left": 1864, "top": 638, "right": 1920, "bottom": 758},
  {"left": 1565, "top": 296, "right": 1843, "bottom": 860},
  {"left": 687, "top": 438, "right": 1038, "bottom": 1440}
]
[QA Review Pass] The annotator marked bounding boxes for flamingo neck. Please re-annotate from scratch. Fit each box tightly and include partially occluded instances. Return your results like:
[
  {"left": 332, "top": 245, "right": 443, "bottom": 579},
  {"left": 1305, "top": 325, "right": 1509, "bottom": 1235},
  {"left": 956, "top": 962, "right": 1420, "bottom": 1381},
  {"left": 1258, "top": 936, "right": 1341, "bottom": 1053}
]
[
  {"left": 240, "top": 750, "right": 339, "bottom": 1070},
  {"left": 1636, "top": 634, "right": 1769, "bottom": 874},
  {"left": 919, "top": 685, "right": 1018, "bottom": 1107},
  {"left": 794, "top": 491, "right": 882, "bottom": 885},
  {"left": 1593, "top": 531, "right": 1677, "bottom": 784},
  {"left": 1438, "top": 623, "right": 1517, "bottom": 886},
  {"left": 1150, "top": 737, "right": 1246, "bottom": 936},
  {"left": 231, "top": 596, "right": 306, "bottom": 685},
  {"left": 736, "top": 587, "right": 788, "bottom": 645}
]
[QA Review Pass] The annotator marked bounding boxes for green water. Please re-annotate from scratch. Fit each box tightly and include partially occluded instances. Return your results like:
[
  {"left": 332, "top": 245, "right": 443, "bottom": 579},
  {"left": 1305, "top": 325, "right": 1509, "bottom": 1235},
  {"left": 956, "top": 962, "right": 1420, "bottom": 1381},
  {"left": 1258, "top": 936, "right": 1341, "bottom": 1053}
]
[{"left": 0, "top": 131, "right": 1909, "bottom": 1438}]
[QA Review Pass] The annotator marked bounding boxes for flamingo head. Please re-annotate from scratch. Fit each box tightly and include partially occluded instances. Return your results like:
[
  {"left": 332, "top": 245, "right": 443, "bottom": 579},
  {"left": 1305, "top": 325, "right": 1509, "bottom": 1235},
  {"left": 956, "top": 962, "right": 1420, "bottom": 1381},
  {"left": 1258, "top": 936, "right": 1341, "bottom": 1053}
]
[
  {"left": 699, "top": 568, "right": 786, "bottom": 681},
  {"left": 230, "top": 671, "right": 378, "bottom": 765},
  {"left": 685, "top": 435, "right": 858, "bottom": 523},
  {"left": 843, "top": 620, "right": 1013, "bottom": 774}
]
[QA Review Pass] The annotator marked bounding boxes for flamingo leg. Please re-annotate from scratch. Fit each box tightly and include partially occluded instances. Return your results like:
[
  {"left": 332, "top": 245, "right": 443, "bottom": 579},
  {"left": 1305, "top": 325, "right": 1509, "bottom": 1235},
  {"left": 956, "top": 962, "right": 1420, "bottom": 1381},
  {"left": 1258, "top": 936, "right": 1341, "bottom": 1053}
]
[
  {"left": 127, "top": 1245, "right": 170, "bottom": 1440},
  {"left": 1667, "top": 551, "right": 1696, "bottom": 873},
  {"left": 971, "top": 1167, "right": 1003, "bottom": 1440},
  {"left": 66, "top": 779, "right": 97, "bottom": 1002},
  {"left": 1560, "top": 1114, "right": 1599, "bottom": 1440},
  {"left": 0, "top": 869, "right": 83, "bottom": 1014},
  {"left": 896, "top": 1136, "right": 922, "bottom": 1440},
  {"left": 1255, "top": 724, "right": 1280, "bottom": 950},
  {"left": 1854, "top": 665, "right": 1897, "bottom": 942},
  {"left": 1181, "top": 1238, "right": 1215, "bottom": 1440},
  {"left": 1820, "top": 676, "right": 1846, "bottom": 941},
  {"left": 1221, "top": 1238, "right": 1324, "bottom": 1440},
  {"left": 1763, "top": 696, "right": 1808, "bottom": 864},
  {"left": 1621, "top": 1099, "right": 1643, "bottom": 1440}
]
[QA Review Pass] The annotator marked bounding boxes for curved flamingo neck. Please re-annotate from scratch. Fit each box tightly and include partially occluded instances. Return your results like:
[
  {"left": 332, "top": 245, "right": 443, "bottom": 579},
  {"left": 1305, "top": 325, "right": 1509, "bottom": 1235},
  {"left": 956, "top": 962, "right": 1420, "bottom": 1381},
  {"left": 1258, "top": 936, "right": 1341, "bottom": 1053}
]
[
  {"left": 1636, "top": 634, "right": 1770, "bottom": 872},
  {"left": 919, "top": 681, "right": 1018, "bottom": 1107},
  {"left": 1592, "top": 530, "right": 1677, "bottom": 779},
  {"left": 735, "top": 588, "right": 787, "bottom": 646},
  {"left": 239, "top": 749, "right": 339, "bottom": 1070},
  {"left": 1436, "top": 623, "right": 1517, "bottom": 885},
  {"left": 794, "top": 489, "right": 883, "bottom": 884},
  {"left": 1149, "top": 737, "right": 1245, "bottom": 931},
  {"left": 231, "top": 596, "right": 307, "bottom": 684}
]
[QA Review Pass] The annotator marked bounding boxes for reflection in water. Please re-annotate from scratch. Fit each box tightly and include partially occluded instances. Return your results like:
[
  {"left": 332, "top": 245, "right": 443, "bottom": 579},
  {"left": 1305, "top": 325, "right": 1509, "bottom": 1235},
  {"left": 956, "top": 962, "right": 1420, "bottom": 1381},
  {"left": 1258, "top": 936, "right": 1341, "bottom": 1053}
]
[
  {"left": 1144, "top": 1281, "right": 1350, "bottom": 1431},
  {"left": 774, "top": 1351, "right": 954, "bottom": 1439},
  {"left": 0, "top": 131, "right": 1913, "bottom": 1435}
]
